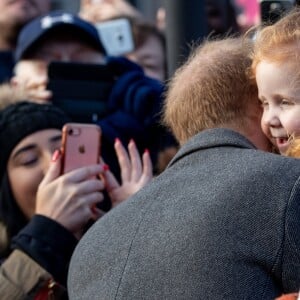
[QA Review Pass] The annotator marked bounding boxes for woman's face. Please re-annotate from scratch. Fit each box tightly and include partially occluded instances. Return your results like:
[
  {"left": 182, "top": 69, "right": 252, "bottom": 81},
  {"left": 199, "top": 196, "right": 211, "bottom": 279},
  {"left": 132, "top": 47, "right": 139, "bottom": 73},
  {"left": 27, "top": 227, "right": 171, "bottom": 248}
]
[{"left": 7, "top": 129, "right": 61, "bottom": 219}]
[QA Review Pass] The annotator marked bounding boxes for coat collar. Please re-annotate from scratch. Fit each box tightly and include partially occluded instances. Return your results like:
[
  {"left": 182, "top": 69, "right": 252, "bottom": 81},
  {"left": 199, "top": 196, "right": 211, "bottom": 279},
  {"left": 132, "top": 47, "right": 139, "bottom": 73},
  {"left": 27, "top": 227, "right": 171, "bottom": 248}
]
[{"left": 169, "top": 128, "right": 256, "bottom": 167}]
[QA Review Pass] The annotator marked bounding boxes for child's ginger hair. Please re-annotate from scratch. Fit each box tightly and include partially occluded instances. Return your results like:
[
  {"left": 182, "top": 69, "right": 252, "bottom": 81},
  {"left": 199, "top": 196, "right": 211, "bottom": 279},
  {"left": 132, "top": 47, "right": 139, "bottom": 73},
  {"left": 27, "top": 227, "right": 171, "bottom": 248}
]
[
  {"left": 251, "top": 8, "right": 300, "bottom": 76},
  {"left": 286, "top": 137, "right": 300, "bottom": 158}
]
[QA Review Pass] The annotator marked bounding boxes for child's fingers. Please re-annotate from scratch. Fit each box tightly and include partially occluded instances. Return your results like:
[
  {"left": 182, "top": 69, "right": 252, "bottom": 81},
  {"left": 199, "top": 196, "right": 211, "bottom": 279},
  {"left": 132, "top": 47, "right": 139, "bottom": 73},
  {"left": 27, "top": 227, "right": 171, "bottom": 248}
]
[
  {"left": 128, "top": 139, "right": 142, "bottom": 180},
  {"left": 114, "top": 138, "right": 131, "bottom": 181},
  {"left": 101, "top": 165, "right": 120, "bottom": 192},
  {"left": 141, "top": 149, "right": 153, "bottom": 181}
]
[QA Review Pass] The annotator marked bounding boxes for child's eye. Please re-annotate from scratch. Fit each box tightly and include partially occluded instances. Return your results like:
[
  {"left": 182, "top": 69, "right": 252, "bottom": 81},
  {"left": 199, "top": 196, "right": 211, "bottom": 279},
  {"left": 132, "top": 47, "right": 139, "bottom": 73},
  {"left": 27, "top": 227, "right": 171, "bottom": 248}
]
[
  {"left": 280, "top": 99, "right": 292, "bottom": 106},
  {"left": 260, "top": 100, "right": 268, "bottom": 108}
]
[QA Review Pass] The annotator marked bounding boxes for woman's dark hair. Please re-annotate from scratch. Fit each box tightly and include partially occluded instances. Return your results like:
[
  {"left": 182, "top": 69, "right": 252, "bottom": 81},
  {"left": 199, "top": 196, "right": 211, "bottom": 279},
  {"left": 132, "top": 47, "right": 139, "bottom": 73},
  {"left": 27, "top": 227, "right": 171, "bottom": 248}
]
[
  {"left": 0, "top": 101, "right": 70, "bottom": 252},
  {"left": 0, "top": 174, "right": 28, "bottom": 245}
]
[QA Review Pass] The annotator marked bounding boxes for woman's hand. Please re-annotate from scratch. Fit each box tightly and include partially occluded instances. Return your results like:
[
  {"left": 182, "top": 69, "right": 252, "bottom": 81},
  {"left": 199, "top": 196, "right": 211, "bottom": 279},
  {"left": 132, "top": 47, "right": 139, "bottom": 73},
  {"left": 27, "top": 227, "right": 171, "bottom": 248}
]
[
  {"left": 11, "top": 60, "right": 52, "bottom": 103},
  {"left": 20, "top": 80, "right": 52, "bottom": 103},
  {"left": 36, "top": 150, "right": 105, "bottom": 238},
  {"left": 102, "top": 138, "right": 153, "bottom": 207},
  {"left": 80, "top": 0, "right": 142, "bottom": 23}
]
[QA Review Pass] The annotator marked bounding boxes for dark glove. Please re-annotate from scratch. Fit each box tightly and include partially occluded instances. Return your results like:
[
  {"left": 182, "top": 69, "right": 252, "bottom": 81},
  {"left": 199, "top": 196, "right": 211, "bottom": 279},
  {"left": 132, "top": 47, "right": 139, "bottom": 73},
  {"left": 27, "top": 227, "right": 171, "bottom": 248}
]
[{"left": 99, "top": 56, "right": 164, "bottom": 143}]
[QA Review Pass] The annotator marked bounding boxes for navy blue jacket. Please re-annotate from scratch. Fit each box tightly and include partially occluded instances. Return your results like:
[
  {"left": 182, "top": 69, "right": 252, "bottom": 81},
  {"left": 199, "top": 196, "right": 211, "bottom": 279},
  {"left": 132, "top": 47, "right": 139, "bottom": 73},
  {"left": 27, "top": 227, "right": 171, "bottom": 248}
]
[{"left": 0, "top": 51, "right": 14, "bottom": 84}]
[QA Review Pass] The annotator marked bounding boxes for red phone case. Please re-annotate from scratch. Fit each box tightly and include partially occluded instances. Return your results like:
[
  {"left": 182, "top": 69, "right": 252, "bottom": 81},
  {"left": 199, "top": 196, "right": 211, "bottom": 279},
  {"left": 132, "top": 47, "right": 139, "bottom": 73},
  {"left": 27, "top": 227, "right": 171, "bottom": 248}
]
[{"left": 61, "top": 123, "right": 101, "bottom": 174}]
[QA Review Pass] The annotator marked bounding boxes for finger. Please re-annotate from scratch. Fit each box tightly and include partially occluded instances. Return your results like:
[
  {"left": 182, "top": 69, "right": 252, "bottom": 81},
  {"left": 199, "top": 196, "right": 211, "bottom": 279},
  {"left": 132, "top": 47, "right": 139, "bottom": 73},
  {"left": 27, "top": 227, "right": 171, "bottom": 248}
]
[
  {"left": 80, "top": 192, "right": 104, "bottom": 210},
  {"left": 86, "top": 191, "right": 104, "bottom": 204},
  {"left": 140, "top": 149, "right": 153, "bottom": 183},
  {"left": 74, "top": 193, "right": 104, "bottom": 222},
  {"left": 70, "top": 178, "right": 105, "bottom": 196},
  {"left": 39, "top": 149, "right": 62, "bottom": 187},
  {"left": 101, "top": 165, "right": 120, "bottom": 192},
  {"left": 26, "top": 76, "right": 47, "bottom": 86},
  {"left": 114, "top": 138, "right": 131, "bottom": 181},
  {"left": 90, "top": 207, "right": 106, "bottom": 221},
  {"left": 28, "top": 90, "right": 52, "bottom": 102},
  {"left": 128, "top": 139, "right": 142, "bottom": 181},
  {"left": 63, "top": 164, "right": 105, "bottom": 183}
]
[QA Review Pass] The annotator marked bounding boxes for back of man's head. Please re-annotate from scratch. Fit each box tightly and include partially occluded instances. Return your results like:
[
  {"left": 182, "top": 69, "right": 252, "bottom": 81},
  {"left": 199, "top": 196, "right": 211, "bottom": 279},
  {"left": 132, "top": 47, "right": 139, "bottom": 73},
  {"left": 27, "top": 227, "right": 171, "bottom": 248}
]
[{"left": 163, "top": 37, "right": 258, "bottom": 144}]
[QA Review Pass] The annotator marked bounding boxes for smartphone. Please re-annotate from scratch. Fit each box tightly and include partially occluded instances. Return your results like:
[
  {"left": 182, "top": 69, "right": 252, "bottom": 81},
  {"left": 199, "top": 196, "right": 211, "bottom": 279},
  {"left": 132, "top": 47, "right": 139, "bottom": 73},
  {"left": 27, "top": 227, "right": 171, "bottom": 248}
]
[
  {"left": 61, "top": 123, "right": 101, "bottom": 174},
  {"left": 260, "top": 0, "right": 295, "bottom": 24},
  {"left": 95, "top": 18, "right": 135, "bottom": 56},
  {"left": 47, "top": 62, "right": 116, "bottom": 123}
]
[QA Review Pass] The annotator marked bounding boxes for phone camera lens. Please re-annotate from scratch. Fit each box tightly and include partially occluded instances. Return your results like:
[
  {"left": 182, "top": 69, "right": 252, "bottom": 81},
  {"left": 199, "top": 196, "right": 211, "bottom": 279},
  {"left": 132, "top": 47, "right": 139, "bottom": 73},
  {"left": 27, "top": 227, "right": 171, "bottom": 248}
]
[{"left": 68, "top": 129, "right": 73, "bottom": 136}]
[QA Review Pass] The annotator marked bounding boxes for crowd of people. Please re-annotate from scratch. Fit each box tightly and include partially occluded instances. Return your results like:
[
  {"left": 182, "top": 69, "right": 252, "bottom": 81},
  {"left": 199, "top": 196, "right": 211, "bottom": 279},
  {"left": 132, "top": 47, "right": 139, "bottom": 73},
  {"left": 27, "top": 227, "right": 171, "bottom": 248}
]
[{"left": 0, "top": 0, "right": 299, "bottom": 299}]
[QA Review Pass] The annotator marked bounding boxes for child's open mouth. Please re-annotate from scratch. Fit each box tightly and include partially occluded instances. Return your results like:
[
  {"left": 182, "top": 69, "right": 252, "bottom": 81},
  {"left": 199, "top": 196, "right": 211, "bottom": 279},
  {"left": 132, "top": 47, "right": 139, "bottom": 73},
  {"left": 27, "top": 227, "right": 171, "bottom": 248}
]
[
  {"left": 275, "top": 137, "right": 289, "bottom": 153},
  {"left": 277, "top": 137, "right": 288, "bottom": 144}
]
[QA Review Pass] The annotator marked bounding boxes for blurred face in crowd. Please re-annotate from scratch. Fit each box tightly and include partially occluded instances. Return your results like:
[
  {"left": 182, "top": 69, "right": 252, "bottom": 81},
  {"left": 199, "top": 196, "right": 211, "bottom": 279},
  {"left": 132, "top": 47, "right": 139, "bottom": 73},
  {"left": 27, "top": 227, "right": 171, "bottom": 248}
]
[
  {"left": 206, "top": 0, "right": 230, "bottom": 35},
  {"left": 7, "top": 129, "right": 61, "bottom": 219},
  {"left": 80, "top": 0, "right": 142, "bottom": 23},
  {"left": 126, "top": 34, "right": 165, "bottom": 82},
  {"left": 154, "top": 0, "right": 237, "bottom": 35},
  {"left": 0, "top": 0, "right": 50, "bottom": 27},
  {"left": 27, "top": 33, "right": 105, "bottom": 65},
  {"left": 12, "top": 32, "right": 105, "bottom": 102}
]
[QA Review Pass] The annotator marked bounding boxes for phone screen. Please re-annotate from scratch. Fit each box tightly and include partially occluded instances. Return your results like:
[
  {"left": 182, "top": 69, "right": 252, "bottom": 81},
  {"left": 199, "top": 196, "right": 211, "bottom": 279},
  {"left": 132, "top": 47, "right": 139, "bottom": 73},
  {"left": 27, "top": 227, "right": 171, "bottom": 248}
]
[{"left": 47, "top": 62, "right": 116, "bottom": 123}]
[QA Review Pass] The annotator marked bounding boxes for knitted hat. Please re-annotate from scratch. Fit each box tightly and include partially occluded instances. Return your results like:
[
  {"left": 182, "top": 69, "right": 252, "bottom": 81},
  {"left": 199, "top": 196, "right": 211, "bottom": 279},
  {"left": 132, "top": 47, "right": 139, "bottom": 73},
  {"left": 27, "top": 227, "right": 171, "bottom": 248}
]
[{"left": 0, "top": 101, "right": 70, "bottom": 182}]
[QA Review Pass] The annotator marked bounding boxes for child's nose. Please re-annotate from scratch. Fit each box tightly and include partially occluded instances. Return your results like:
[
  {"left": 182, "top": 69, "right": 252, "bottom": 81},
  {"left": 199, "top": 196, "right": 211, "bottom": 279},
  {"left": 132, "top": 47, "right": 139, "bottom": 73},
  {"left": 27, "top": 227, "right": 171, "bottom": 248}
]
[{"left": 262, "top": 107, "right": 281, "bottom": 127}]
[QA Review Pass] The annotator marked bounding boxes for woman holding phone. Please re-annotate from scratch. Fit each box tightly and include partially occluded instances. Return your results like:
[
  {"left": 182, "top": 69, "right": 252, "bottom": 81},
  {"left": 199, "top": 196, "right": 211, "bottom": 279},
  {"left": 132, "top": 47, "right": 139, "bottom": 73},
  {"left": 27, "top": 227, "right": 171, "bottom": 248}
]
[{"left": 0, "top": 101, "right": 152, "bottom": 299}]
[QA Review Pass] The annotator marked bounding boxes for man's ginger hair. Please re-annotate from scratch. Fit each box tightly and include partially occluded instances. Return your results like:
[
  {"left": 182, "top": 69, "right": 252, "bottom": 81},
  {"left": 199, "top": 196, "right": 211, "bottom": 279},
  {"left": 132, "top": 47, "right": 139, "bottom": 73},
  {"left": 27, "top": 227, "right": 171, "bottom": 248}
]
[{"left": 163, "top": 37, "right": 258, "bottom": 144}]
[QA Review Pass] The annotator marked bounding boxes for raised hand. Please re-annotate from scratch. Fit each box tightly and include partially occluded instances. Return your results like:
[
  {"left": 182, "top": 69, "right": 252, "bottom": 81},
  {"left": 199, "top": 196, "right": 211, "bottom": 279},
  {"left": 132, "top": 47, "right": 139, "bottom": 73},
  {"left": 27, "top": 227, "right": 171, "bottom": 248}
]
[
  {"left": 102, "top": 138, "right": 153, "bottom": 207},
  {"left": 11, "top": 60, "right": 52, "bottom": 103},
  {"left": 80, "top": 0, "right": 142, "bottom": 23},
  {"left": 36, "top": 150, "right": 105, "bottom": 238}
]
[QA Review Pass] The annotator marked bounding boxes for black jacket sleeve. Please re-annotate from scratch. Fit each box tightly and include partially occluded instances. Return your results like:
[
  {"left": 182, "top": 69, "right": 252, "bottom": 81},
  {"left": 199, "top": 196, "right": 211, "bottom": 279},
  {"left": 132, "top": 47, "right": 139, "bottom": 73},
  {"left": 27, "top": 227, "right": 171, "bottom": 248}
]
[{"left": 11, "top": 215, "right": 78, "bottom": 286}]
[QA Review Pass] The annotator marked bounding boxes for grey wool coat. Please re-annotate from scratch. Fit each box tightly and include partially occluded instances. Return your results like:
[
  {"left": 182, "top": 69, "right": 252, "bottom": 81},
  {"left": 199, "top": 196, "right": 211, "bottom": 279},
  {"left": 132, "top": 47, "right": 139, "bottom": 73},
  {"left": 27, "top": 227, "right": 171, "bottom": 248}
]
[{"left": 68, "top": 128, "right": 300, "bottom": 300}]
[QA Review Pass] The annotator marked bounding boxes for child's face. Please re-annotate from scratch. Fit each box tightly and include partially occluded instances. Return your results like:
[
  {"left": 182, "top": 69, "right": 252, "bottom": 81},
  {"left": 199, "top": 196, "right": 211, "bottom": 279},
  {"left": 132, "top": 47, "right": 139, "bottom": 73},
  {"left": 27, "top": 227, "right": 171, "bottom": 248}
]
[{"left": 256, "top": 60, "right": 300, "bottom": 154}]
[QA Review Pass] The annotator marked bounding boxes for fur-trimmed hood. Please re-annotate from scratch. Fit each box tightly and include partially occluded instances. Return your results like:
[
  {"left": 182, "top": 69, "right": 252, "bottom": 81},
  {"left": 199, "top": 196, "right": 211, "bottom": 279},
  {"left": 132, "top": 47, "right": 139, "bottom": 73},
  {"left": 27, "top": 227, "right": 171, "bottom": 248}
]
[{"left": 0, "top": 83, "right": 27, "bottom": 111}]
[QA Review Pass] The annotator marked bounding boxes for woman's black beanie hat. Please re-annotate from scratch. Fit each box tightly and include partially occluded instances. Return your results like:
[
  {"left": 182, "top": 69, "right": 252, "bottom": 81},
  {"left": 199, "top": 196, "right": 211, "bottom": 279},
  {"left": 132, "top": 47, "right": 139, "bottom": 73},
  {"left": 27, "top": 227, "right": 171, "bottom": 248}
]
[{"left": 0, "top": 101, "right": 70, "bottom": 182}]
